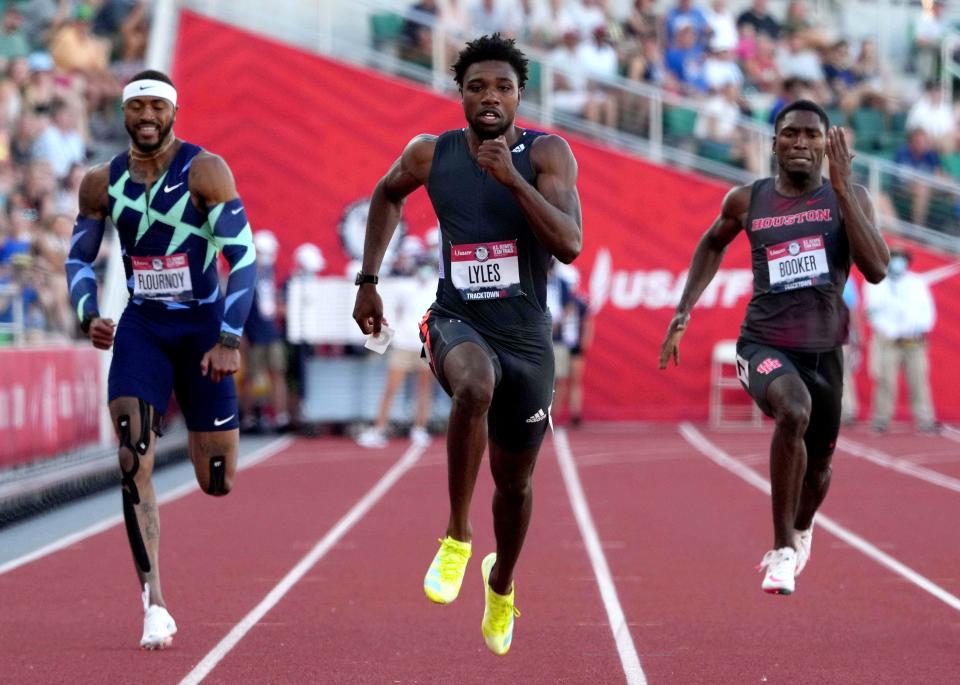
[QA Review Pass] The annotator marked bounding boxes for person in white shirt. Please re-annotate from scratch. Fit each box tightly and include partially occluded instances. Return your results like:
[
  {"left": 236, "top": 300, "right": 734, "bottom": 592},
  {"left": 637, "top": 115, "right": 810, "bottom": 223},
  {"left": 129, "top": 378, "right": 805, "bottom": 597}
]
[
  {"left": 864, "top": 248, "right": 938, "bottom": 433},
  {"left": 905, "top": 79, "right": 957, "bottom": 153},
  {"left": 31, "top": 97, "right": 85, "bottom": 179}
]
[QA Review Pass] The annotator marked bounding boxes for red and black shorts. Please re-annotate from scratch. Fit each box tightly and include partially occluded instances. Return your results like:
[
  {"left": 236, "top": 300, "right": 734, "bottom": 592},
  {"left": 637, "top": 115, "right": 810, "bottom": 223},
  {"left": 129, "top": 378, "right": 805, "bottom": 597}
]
[
  {"left": 419, "top": 307, "right": 554, "bottom": 451},
  {"left": 736, "top": 339, "right": 844, "bottom": 457}
]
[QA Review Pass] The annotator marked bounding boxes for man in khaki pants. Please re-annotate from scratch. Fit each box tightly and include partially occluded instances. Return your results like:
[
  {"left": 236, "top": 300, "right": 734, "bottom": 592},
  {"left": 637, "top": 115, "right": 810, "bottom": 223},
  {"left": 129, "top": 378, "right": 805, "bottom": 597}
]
[{"left": 864, "top": 248, "right": 938, "bottom": 433}]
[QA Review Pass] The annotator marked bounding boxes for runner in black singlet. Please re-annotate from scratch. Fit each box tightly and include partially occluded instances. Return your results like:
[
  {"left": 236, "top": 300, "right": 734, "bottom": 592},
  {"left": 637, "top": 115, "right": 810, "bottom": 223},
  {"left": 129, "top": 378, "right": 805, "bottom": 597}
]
[
  {"left": 352, "top": 34, "right": 581, "bottom": 655},
  {"left": 659, "top": 100, "right": 889, "bottom": 595}
]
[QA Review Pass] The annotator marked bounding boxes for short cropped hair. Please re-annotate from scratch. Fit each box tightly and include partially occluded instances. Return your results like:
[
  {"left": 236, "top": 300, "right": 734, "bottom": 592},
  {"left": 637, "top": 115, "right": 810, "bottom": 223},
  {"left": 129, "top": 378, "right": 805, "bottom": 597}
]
[
  {"left": 774, "top": 99, "right": 830, "bottom": 133},
  {"left": 451, "top": 33, "right": 528, "bottom": 90},
  {"left": 128, "top": 70, "right": 175, "bottom": 87}
]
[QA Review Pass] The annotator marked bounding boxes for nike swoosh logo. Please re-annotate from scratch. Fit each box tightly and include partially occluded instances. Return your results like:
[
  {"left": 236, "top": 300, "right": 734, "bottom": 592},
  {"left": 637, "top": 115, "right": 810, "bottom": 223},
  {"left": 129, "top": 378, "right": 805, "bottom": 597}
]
[
  {"left": 164, "top": 182, "right": 184, "bottom": 193},
  {"left": 230, "top": 207, "right": 242, "bottom": 215},
  {"left": 139, "top": 85, "right": 150, "bottom": 90},
  {"left": 213, "top": 415, "right": 235, "bottom": 427}
]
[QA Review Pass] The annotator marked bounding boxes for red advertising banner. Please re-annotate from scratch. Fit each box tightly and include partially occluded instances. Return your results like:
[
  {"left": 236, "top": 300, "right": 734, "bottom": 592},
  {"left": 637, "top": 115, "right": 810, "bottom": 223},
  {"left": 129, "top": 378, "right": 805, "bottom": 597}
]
[
  {"left": 0, "top": 346, "right": 101, "bottom": 466},
  {"left": 173, "top": 12, "right": 960, "bottom": 421}
]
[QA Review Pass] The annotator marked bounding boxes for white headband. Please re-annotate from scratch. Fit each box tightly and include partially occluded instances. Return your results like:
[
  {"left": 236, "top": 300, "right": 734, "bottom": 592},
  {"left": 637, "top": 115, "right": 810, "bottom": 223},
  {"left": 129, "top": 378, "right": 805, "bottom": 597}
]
[{"left": 122, "top": 79, "right": 178, "bottom": 106}]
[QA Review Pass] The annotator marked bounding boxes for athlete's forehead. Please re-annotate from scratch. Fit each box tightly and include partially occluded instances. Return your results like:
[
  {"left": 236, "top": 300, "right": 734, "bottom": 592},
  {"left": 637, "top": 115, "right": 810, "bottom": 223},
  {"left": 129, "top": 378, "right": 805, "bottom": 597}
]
[
  {"left": 777, "top": 109, "right": 825, "bottom": 134},
  {"left": 462, "top": 60, "right": 518, "bottom": 86},
  {"left": 124, "top": 96, "right": 174, "bottom": 108}
]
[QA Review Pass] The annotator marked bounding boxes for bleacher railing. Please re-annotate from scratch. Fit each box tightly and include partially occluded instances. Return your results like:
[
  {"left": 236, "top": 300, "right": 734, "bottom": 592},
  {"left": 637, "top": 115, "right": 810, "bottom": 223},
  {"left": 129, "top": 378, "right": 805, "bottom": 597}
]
[{"left": 177, "top": 0, "right": 960, "bottom": 254}]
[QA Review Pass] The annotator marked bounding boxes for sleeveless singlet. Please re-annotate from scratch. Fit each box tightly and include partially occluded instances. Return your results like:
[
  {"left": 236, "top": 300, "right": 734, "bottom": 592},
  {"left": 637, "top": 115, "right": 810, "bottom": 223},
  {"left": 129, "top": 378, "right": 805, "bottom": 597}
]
[
  {"left": 740, "top": 177, "right": 851, "bottom": 351},
  {"left": 427, "top": 128, "right": 552, "bottom": 340},
  {"left": 108, "top": 142, "right": 222, "bottom": 310}
]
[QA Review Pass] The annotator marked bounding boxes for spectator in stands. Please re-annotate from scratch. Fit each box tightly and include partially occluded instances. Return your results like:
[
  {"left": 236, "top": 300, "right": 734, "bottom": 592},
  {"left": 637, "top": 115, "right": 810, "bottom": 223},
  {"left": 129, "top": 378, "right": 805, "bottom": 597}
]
[
  {"left": 49, "top": 3, "right": 119, "bottom": 113},
  {"left": 703, "top": 43, "right": 743, "bottom": 92},
  {"left": 694, "top": 82, "right": 762, "bottom": 174},
  {"left": 767, "top": 76, "right": 816, "bottom": 125},
  {"left": 776, "top": 30, "right": 825, "bottom": 87},
  {"left": 913, "top": 0, "right": 948, "bottom": 81},
  {"left": 20, "top": 0, "right": 71, "bottom": 51},
  {"left": 736, "top": 0, "right": 780, "bottom": 40},
  {"left": 580, "top": 25, "right": 619, "bottom": 125},
  {"left": 469, "top": 0, "right": 512, "bottom": 38},
  {"left": 114, "top": 1, "right": 149, "bottom": 85},
  {"left": 529, "top": 0, "right": 578, "bottom": 49},
  {"left": 781, "top": 0, "right": 827, "bottom": 51},
  {"left": 742, "top": 30, "right": 781, "bottom": 94},
  {"left": 704, "top": 0, "right": 738, "bottom": 54},
  {"left": 665, "top": 0, "right": 708, "bottom": 48},
  {"left": 31, "top": 97, "right": 85, "bottom": 179},
  {"left": 893, "top": 127, "right": 944, "bottom": 226},
  {"left": 864, "top": 247, "right": 938, "bottom": 433},
  {"left": 549, "top": 27, "right": 617, "bottom": 127},
  {"left": 400, "top": 0, "right": 439, "bottom": 68},
  {"left": 622, "top": 0, "right": 660, "bottom": 45},
  {"left": 505, "top": 0, "right": 538, "bottom": 44},
  {"left": 823, "top": 40, "right": 862, "bottom": 113},
  {"left": 665, "top": 20, "right": 708, "bottom": 95},
  {"left": 851, "top": 38, "right": 893, "bottom": 107},
  {"left": 573, "top": 0, "right": 609, "bottom": 38},
  {"left": 23, "top": 50, "right": 56, "bottom": 114},
  {"left": 905, "top": 78, "right": 956, "bottom": 153},
  {"left": 0, "top": 5, "right": 31, "bottom": 62}
]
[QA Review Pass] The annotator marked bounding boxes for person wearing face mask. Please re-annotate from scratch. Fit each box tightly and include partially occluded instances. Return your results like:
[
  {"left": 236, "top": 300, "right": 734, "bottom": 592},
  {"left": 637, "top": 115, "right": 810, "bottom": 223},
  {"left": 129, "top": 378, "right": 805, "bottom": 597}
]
[{"left": 863, "top": 248, "right": 938, "bottom": 433}]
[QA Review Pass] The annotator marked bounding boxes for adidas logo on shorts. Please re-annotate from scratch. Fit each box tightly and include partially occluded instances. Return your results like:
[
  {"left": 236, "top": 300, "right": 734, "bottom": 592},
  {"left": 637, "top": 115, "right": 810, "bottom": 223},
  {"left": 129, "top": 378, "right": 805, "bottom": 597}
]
[{"left": 525, "top": 408, "right": 547, "bottom": 423}]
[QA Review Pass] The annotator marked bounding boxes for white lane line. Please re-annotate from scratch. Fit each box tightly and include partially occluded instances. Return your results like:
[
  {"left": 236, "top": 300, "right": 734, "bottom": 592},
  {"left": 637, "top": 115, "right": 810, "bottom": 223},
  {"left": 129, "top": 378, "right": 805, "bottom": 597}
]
[
  {"left": 178, "top": 441, "right": 426, "bottom": 685},
  {"left": 679, "top": 423, "right": 960, "bottom": 612},
  {"left": 553, "top": 428, "right": 647, "bottom": 685},
  {"left": 942, "top": 425, "right": 960, "bottom": 445},
  {"left": 838, "top": 437, "right": 960, "bottom": 494},
  {"left": 0, "top": 436, "right": 294, "bottom": 576}
]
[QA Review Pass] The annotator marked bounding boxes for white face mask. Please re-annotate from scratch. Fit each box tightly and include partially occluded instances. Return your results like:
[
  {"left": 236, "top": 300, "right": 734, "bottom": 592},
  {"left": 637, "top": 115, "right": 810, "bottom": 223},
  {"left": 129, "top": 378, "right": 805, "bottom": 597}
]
[{"left": 888, "top": 255, "right": 908, "bottom": 277}]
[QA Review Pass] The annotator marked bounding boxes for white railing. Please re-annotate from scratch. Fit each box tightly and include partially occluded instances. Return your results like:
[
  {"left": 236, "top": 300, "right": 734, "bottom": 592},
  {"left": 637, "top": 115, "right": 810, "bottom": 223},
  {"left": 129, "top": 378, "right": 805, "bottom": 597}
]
[{"left": 168, "top": 0, "right": 960, "bottom": 253}]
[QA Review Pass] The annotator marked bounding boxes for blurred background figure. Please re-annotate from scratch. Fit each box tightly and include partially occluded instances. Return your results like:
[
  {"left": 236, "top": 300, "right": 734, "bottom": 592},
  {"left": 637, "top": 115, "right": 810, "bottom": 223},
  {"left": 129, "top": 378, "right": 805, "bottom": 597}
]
[
  {"left": 840, "top": 276, "right": 863, "bottom": 425},
  {"left": 548, "top": 261, "right": 593, "bottom": 427},
  {"left": 864, "top": 248, "right": 938, "bottom": 434},
  {"left": 282, "top": 241, "right": 326, "bottom": 430},
  {"left": 357, "top": 236, "right": 438, "bottom": 448},
  {"left": 240, "top": 229, "right": 291, "bottom": 434}
]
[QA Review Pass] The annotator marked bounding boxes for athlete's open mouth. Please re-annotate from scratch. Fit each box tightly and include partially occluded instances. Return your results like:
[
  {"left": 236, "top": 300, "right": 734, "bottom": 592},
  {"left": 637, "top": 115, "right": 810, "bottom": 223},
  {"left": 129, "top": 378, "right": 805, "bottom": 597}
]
[{"left": 478, "top": 109, "right": 501, "bottom": 122}]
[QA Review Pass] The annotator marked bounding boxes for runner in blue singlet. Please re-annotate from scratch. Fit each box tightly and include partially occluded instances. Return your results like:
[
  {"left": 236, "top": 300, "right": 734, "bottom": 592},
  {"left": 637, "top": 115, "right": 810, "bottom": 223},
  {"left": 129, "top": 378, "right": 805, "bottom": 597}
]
[{"left": 65, "top": 70, "right": 257, "bottom": 649}]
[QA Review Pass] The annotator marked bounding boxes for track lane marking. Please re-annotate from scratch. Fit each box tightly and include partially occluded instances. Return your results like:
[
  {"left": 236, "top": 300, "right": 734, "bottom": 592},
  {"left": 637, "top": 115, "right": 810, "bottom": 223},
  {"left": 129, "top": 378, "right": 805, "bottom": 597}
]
[
  {"left": 553, "top": 428, "right": 647, "bottom": 685},
  {"left": 838, "top": 437, "right": 960, "bottom": 494},
  {"left": 178, "top": 441, "right": 427, "bottom": 685},
  {"left": 680, "top": 423, "right": 960, "bottom": 612},
  {"left": 0, "top": 436, "right": 294, "bottom": 576}
]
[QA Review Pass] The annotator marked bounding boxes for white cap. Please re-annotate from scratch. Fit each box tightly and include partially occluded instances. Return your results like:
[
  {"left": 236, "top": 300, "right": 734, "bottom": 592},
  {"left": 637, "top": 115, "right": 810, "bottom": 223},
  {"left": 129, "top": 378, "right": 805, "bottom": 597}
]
[
  {"left": 253, "top": 229, "right": 279, "bottom": 257},
  {"left": 293, "top": 242, "right": 325, "bottom": 274}
]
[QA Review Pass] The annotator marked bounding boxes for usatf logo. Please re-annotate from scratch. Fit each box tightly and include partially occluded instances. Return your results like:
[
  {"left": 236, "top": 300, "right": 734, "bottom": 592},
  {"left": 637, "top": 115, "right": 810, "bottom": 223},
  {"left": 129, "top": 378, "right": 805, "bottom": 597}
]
[{"left": 756, "top": 358, "right": 782, "bottom": 375}]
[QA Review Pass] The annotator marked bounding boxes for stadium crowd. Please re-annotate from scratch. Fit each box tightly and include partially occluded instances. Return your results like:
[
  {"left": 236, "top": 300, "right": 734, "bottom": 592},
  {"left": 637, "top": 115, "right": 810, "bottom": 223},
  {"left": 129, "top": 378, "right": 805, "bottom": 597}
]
[
  {"left": 0, "top": 0, "right": 146, "bottom": 343},
  {"left": 394, "top": 0, "right": 960, "bottom": 234}
]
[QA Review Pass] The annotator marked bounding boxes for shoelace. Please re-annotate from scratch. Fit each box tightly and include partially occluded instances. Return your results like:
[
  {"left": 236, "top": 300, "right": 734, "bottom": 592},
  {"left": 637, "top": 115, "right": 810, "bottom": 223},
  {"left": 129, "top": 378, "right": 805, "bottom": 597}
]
[
  {"left": 486, "top": 589, "right": 521, "bottom": 633},
  {"left": 435, "top": 538, "right": 470, "bottom": 581}
]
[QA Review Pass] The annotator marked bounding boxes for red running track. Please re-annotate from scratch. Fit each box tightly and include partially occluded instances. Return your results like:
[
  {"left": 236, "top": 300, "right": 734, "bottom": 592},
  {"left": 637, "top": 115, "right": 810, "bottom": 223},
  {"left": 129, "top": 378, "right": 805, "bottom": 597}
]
[{"left": 1, "top": 423, "right": 958, "bottom": 684}]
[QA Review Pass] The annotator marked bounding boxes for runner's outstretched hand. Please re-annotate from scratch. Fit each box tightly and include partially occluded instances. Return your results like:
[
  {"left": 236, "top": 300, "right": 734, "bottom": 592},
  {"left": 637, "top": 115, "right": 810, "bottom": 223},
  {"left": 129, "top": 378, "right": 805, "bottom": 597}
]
[{"left": 659, "top": 311, "right": 690, "bottom": 369}]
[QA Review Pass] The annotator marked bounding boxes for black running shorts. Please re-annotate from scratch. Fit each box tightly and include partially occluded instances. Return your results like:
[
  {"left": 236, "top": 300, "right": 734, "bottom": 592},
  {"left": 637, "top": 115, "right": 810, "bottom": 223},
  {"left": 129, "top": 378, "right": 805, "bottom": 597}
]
[
  {"left": 736, "top": 340, "right": 844, "bottom": 456},
  {"left": 420, "top": 307, "right": 554, "bottom": 451}
]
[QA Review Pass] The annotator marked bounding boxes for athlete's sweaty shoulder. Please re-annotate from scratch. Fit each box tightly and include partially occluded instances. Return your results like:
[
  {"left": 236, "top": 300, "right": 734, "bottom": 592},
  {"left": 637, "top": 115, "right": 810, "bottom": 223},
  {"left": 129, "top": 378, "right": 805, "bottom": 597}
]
[
  {"left": 382, "top": 133, "right": 436, "bottom": 200},
  {"left": 188, "top": 150, "right": 238, "bottom": 208},
  {"left": 529, "top": 132, "right": 576, "bottom": 173},
  {"left": 78, "top": 162, "right": 110, "bottom": 219}
]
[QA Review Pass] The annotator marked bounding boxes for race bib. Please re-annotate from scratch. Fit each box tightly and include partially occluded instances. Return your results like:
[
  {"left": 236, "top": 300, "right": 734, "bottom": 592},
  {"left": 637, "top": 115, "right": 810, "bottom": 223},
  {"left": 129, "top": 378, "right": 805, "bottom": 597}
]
[
  {"left": 450, "top": 240, "right": 522, "bottom": 301},
  {"left": 131, "top": 253, "right": 194, "bottom": 301},
  {"left": 766, "top": 236, "right": 830, "bottom": 292}
]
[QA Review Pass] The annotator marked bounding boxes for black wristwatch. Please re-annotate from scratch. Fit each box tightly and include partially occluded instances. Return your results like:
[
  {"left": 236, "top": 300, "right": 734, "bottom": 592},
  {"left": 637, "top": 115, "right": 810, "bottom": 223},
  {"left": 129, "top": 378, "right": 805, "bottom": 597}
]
[
  {"left": 355, "top": 272, "right": 379, "bottom": 286},
  {"left": 218, "top": 331, "right": 241, "bottom": 349}
]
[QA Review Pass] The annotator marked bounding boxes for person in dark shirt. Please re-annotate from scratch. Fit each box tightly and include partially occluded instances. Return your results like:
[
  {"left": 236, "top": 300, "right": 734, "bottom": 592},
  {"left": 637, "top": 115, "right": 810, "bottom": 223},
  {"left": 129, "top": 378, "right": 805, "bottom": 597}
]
[
  {"left": 660, "top": 100, "right": 888, "bottom": 595},
  {"left": 736, "top": 0, "right": 780, "bottom": 39},
  {"left": 352, "top": 34, "right": 581, "bottom": 655}
]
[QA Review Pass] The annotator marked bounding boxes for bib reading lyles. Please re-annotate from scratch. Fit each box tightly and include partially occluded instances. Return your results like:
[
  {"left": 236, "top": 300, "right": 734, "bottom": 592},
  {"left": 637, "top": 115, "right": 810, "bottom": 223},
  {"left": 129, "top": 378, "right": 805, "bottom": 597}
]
[
  {"left": 450, "top": 239, "right": 522, "bottom": 301},
  {"left": 766, "top": 236, "right": 830, "bottom": 293},
  {"left": 131, "top": 253, "right": 194, "bottom": 301}
]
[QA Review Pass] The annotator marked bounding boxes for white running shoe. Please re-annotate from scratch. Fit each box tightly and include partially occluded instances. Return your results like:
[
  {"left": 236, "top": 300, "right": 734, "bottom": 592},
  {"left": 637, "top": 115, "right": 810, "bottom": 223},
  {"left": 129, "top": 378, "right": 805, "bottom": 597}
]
[
  {"left": 356, "top": 427, "right": 387, "bottom": 449},
  {"left": 757, "top": 547, "right": 798, "bottom": 595},
  {"left": 140, "top": 583, "right": 177, "bottom": 650},
  {"left": 794, "top": 520, "right": 814, "bottom": 576},
  {"left": 410, "top": 426, "right": 432, "bottom": 446}
]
